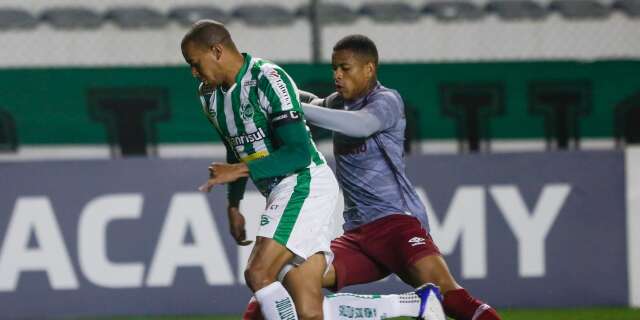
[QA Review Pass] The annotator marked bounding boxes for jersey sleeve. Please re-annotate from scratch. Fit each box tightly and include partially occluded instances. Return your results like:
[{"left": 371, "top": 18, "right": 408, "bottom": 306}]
[
  {"left": 257, "top": 65, "right": 302, "bottom": 115},
  {"left": 302, "top": 102, "right": 383, "bottom": 138},
  {"left": 362, "top": 92, "right": 404, "bottom": 132},
  {"left": 247, "top": 66, "right": 312, "bottom": 180},
  {"left": 246, "top": 120, "right": 312, "bottom": 180}
]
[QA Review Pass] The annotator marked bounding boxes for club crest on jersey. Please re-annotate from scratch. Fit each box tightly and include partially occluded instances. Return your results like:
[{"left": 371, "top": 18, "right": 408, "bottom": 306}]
[
  {"left": 229, "top": 128, "right": 266, "bottom": 147},
  {"left": 239, "top": 103, "right": 254, "bottom": 121}
]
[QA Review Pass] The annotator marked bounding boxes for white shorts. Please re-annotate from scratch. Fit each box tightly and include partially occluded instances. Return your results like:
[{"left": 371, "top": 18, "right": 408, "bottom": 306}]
[{"left": 257, "top": 164, "right": 339, "bottom": 264}]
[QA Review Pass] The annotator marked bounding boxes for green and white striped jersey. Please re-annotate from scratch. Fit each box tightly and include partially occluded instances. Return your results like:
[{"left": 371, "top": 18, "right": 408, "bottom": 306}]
[{"left": 200, "top": 53, "right": 325, "bottom": 195}]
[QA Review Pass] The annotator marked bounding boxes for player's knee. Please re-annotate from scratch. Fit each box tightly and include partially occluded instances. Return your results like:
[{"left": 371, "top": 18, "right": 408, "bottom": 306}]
[
  {"left": 296, "top": 305, "right": 323, "bottom": 320},
  {"left": 291, "top": 292, "right": 324, "bottom": 320},
  {"left": 244, "top": 265, "right": 276, "bottom": 292}
]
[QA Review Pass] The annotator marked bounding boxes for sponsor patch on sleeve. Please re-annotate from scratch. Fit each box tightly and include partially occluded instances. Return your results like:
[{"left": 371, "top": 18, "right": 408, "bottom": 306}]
[
  {"left": 270, "top": 110, "right": 302, "bottom": 128},
  {"left": 265, "top": 68, "right": 294, "bottom": 110}
]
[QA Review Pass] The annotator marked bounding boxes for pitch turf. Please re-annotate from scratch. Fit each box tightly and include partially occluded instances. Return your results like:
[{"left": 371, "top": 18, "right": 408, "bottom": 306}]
[{"left": 83, "top": 307, "right": 640, "bottom": 320}]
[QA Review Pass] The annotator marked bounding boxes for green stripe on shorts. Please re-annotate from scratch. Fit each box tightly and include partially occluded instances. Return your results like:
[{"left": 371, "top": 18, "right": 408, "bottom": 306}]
[{"left": 273, "top": 169, "right": 311, "bottom": 246}]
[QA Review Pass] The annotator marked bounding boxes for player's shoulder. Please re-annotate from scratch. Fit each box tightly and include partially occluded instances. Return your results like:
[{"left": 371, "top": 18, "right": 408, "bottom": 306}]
[
  {"left": 367, "top": 84, "right": 403, "bottom": 107},
  {"left": 252, "top": 58, "right": 284, "bottom": 78}
]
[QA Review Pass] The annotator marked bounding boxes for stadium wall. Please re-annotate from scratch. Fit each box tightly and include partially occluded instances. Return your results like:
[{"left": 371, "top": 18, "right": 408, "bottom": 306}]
[
  {"left": 0, "top": 61, "right": 639, "bottom": 146},
  {"left": 0, "top": 150, "right": 637, "bottom": 318}
]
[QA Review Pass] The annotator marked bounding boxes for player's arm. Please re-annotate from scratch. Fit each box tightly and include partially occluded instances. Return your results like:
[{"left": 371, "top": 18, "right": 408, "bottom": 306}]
[
  {"left": 197, "top": 84, "right": 251, "bottom": 246},
  {"left": 303, "top": 91, "right": 401, "bottom": 138},
  {"left": 298, "top": 89, "right": 324, "bottom": 106},
  {"left": 222, "top": 142, "right": 251, "bottom": 246},
  {"left": 221, "top": 141, "right": 248, "bottom": 208},
  {"left": 246, "top": 67, "right": 314, "bottom": 180},
  {"left": 301, "top": 102, "right": 383, "bottom": 138},
  {"left": 197, "top": 81, "right": 250, "bottom": 189},
  {"left": 247, "top": 111, "right": 312, "bottom": 180}
]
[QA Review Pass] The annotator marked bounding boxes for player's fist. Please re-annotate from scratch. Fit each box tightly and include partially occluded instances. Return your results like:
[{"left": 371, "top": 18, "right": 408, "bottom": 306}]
[
  {"left": 228, "top": 206, "right": 252, "bottom": 246},
  {"left": 198, "top": 162, "right": 249, "bottom": 192}
]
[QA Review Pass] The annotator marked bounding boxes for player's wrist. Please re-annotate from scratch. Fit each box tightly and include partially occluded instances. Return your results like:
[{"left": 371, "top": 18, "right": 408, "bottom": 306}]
[
  {"left": 227, "top": 205, "right": 241, "bottom": 215},
  {"left": 232, "top": 162, "right": 249, "bottom": 175}
]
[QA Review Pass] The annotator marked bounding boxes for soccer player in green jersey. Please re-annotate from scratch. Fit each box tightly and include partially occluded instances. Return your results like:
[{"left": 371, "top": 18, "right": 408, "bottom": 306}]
[{"left": 181, "top": 20, "right": 339, "bottom": 320}]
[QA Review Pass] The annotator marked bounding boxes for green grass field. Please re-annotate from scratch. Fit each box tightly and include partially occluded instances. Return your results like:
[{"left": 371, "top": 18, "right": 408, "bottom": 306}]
[{"left": 82, "top": 308, "right": 640, "bottom": 320}]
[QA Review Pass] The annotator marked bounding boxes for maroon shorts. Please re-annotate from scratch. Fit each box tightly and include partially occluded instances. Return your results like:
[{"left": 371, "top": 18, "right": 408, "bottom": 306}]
[{"left": 329, "top": 214, "right": 441, "bottom": 292}]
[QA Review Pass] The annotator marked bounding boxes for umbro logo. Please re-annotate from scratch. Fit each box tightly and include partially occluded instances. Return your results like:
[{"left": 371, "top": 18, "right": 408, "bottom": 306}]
[{"left": 408, "top": 237, "right": 426, "bottom": 247}]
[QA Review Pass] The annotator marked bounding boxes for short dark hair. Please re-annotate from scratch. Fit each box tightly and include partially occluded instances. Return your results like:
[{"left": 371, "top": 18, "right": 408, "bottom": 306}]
[
  {"left": 181, "top": 19, "right": 234, "bottom": 50},
  {"left": 333, "top": 34, "right": 378, "bottom": 66}
]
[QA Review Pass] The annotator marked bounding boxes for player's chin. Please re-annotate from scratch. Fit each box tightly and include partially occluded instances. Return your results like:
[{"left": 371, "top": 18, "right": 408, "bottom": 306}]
[{"left": 203, "top": 77, "right": 216, "bottom": 86}]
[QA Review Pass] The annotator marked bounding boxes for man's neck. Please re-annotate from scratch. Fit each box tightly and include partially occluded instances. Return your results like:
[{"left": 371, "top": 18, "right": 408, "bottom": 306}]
[
  {"left": 222, "top": 53, "right": 245, "bottom": 88},
  {"left": 349, "top": 78, "right": 378, "bottom": 102}
]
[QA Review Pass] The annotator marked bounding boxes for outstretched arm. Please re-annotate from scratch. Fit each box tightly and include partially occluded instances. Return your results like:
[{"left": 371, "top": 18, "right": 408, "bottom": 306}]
[{"left": 302, "top": 102, "right": 383, "bottom": 138}]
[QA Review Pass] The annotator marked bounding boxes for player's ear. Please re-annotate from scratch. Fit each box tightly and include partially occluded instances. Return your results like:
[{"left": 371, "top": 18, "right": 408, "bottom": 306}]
[
  {"left": 366, "top": 61, "right": 375, "bottom": 79},
  {"left": 211, "top": 43, "right": 223, "bottom": 60}
]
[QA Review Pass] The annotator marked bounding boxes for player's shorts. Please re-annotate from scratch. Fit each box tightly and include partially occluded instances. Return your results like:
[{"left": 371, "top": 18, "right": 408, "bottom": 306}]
[
  {"left": 257, "top": 164, "right": 339, "bottom": 263},
  {"left": 329, "top": 214, "right": 441, "bottom": 292}
]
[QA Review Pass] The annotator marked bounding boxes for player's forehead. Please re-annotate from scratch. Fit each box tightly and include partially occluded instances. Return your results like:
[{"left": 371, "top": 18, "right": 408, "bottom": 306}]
[
  {"left": 331, "top": 49, "right": 367, "bottom": 66},
  {"left": 182, "top": 42, "right": 207, "bottom": 62}
]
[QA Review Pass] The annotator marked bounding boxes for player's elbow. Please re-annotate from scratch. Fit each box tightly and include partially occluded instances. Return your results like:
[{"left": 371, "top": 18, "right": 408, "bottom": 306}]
[
  {"left": 356, "top": 126, "right": 379, "bottom": 138},
  {"left": 283, "top": 142, "right": 312, "bottom": 172},
  {"left": 293, "top": 144, "right": 312, "bottom": 168}
]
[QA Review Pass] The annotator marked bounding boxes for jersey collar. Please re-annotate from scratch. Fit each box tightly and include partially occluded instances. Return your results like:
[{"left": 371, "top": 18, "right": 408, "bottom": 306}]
[
  {"left": 235, "top": 53, "right": 252, "bottom": 86},
  {"left": 221, "top": 53, "right": 251, "bottom": 95}
]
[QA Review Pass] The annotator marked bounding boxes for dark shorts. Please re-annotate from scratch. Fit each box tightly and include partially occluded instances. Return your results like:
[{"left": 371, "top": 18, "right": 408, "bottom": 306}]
[{"left": 330, "top": 214, "right": 441, "bottom": 292}]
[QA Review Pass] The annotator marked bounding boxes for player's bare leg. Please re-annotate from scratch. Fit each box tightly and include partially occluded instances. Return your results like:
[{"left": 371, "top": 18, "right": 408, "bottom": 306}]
[
  {"left": 400, "top": 254, "right": 460, "bottom": 292},
  {"left": 245, "top": 237, "right": 295, "bottom": 291},
  {"left": 400, "top": 255, "right": 501, "bottom": 320},
  {"left": 282, "top": 253, "right": 326, "bottom": 320},
  {"left": 320, "top": 264, "right": 337, "bottom": 288},
  {"left": 290, "top": 259, "right": 443, "bottom": 320},
  {"left": 245, "top": 236, "right": 299, "bottom": 320}
]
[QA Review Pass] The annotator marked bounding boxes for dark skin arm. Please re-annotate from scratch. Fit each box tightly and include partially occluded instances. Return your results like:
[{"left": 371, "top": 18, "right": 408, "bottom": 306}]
[
  {"left": 199, "top": 162, "right": 252, "bottom": 246},
  {"left": 199, "top": 162, "right": 251, "bottom": 245}
]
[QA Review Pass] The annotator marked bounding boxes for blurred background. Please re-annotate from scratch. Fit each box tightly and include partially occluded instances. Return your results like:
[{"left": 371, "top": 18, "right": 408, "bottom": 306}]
[{"left": 0, "top": 0, "right": 639, "bottom": 319}]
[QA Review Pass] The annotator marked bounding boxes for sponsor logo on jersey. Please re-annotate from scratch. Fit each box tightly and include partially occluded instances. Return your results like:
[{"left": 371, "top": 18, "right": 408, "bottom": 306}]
[
  {"left": 408, "top": 236, "right": 426, "bottom": 247},
  {"left": 243, "top": 80, "right": 257, "bottom": 87},
  {"left": 228, "top": 128, "right": 266, "bottom": 147},
  {"left": 267, "top": 69, "right": 293, "bottom": 110},
  {"left": 271, "top": 110, "right": 300, "bottom": 123},
  {"left": 334, "top": 139, "right": 367, "bottom": 156}
]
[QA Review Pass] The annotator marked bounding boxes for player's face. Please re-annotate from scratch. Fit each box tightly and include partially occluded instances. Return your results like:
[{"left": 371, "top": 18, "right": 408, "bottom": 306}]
[
  {"left": 332, "top": 49, "right": 375, "bottom": 101},
  {"left": 183, "top": 42, "right": 224, "bottom": 87}
]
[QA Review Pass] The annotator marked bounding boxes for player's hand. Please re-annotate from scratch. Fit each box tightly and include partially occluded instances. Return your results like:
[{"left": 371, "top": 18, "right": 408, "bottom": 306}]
[
  {"left": 228, "top": 206, "right": 252, "bottom": 246},
  {"left": 298, "top": 90, "right": 319, "bottom": 104},
  {"left": 323, "top": 92, "right": 344, "bottom": 109},
  {"left": 198, "top": 162, "right": 249, "bottom": 192}
]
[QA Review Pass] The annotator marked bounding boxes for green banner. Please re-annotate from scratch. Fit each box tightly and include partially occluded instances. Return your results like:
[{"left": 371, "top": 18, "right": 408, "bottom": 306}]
[{"left": 0, "top": 61, "right": 638, "bottom": 145}]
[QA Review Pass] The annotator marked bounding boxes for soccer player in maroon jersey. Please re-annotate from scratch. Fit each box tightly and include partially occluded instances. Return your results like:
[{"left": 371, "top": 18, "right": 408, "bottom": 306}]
[{"left": 243, "top": 35, "right": 501, "bottom": 320}]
